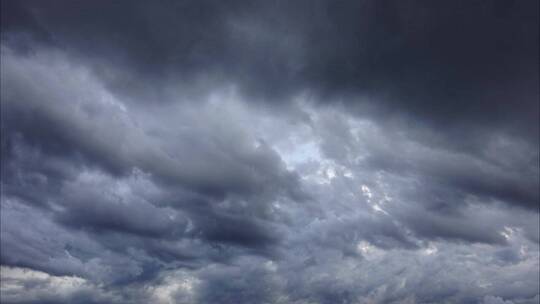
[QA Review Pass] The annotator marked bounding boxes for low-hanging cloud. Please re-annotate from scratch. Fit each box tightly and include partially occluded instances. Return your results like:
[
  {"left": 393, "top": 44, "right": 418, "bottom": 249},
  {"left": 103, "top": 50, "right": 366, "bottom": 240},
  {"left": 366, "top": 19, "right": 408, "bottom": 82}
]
[{"left": 1, "top": 1, "right": 538, "bottom": 303}]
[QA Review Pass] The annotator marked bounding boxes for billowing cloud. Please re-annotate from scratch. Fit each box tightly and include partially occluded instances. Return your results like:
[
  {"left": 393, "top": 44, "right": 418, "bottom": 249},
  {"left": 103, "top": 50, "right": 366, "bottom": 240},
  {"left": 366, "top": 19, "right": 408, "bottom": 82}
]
[{"left": 1, "top": 1, "right": 538, "bottom": 303}]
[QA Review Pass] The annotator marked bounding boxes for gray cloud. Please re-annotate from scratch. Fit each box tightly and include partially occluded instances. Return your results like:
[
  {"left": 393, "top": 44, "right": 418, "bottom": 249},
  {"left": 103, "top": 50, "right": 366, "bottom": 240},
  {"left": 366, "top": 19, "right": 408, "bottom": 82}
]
[{"left": 1, "top": 1, "right": 538, "bottom": 303}]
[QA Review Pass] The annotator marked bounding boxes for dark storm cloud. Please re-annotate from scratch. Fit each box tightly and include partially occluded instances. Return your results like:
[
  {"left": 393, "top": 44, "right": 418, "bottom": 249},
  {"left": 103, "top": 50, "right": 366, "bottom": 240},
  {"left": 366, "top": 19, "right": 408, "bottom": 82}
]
[
  {"left": 2, "top": 0, "right": 537, "bottom": 209},
  {"left": 2, "top": 0, "right": 537, "bottom": 137},
  {"left": 1, "top": 1, "right": 539, "bottom": 303}
]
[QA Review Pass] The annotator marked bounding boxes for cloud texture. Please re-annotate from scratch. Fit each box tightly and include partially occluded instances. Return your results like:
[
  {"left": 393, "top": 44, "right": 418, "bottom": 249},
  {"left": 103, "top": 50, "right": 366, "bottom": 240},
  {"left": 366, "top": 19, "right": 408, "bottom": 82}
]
[{"left": 1, "top": 1, "right": 539, "bottom": 303}]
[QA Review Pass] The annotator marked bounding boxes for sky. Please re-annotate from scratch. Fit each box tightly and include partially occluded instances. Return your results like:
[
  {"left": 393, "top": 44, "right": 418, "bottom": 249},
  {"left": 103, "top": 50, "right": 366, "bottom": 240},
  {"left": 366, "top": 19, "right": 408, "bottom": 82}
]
[{"left": 0, "top": 1, "right": 538, "bottom": 303}]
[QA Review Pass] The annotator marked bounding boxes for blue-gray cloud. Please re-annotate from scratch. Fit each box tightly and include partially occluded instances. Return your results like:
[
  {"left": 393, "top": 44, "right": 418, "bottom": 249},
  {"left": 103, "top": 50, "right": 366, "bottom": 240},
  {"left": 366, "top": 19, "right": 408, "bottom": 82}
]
[{"left": 1, "top": 1, "right": 538, "bottom": 303}]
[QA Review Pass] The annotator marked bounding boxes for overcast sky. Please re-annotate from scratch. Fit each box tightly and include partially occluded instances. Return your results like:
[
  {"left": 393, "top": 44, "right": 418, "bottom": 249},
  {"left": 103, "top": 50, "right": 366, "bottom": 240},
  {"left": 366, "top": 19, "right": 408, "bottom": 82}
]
[{"left": 0, "top": 1, "right": 539, "bottom": 303}]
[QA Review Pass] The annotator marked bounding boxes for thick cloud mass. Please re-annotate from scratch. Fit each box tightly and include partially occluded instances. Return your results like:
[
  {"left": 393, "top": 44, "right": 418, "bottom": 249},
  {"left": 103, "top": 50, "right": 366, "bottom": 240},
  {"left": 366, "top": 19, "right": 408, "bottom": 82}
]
[{"left": 1, "top": 1, "right": 538, "bottom": 303}]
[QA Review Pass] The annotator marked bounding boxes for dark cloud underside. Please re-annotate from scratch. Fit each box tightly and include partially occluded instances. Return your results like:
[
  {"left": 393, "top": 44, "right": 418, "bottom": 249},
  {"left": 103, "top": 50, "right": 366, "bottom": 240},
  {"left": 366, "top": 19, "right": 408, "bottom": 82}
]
[{"left": 1, "top": 1, "right": 538, "bottom": 303}]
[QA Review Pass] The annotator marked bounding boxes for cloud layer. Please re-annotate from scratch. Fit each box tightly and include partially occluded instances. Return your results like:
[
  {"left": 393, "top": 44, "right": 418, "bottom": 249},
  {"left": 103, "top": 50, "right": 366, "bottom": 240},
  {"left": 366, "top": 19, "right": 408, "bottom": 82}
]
[{"left": 1, "top": 1, "right": 538, "bottom": 303}]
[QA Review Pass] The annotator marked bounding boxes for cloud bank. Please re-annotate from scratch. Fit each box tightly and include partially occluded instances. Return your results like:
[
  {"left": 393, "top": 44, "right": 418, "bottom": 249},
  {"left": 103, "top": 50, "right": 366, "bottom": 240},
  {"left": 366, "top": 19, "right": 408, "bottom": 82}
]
[{"left": 1, "top": 1, "right": 538, "bottom": 303}]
